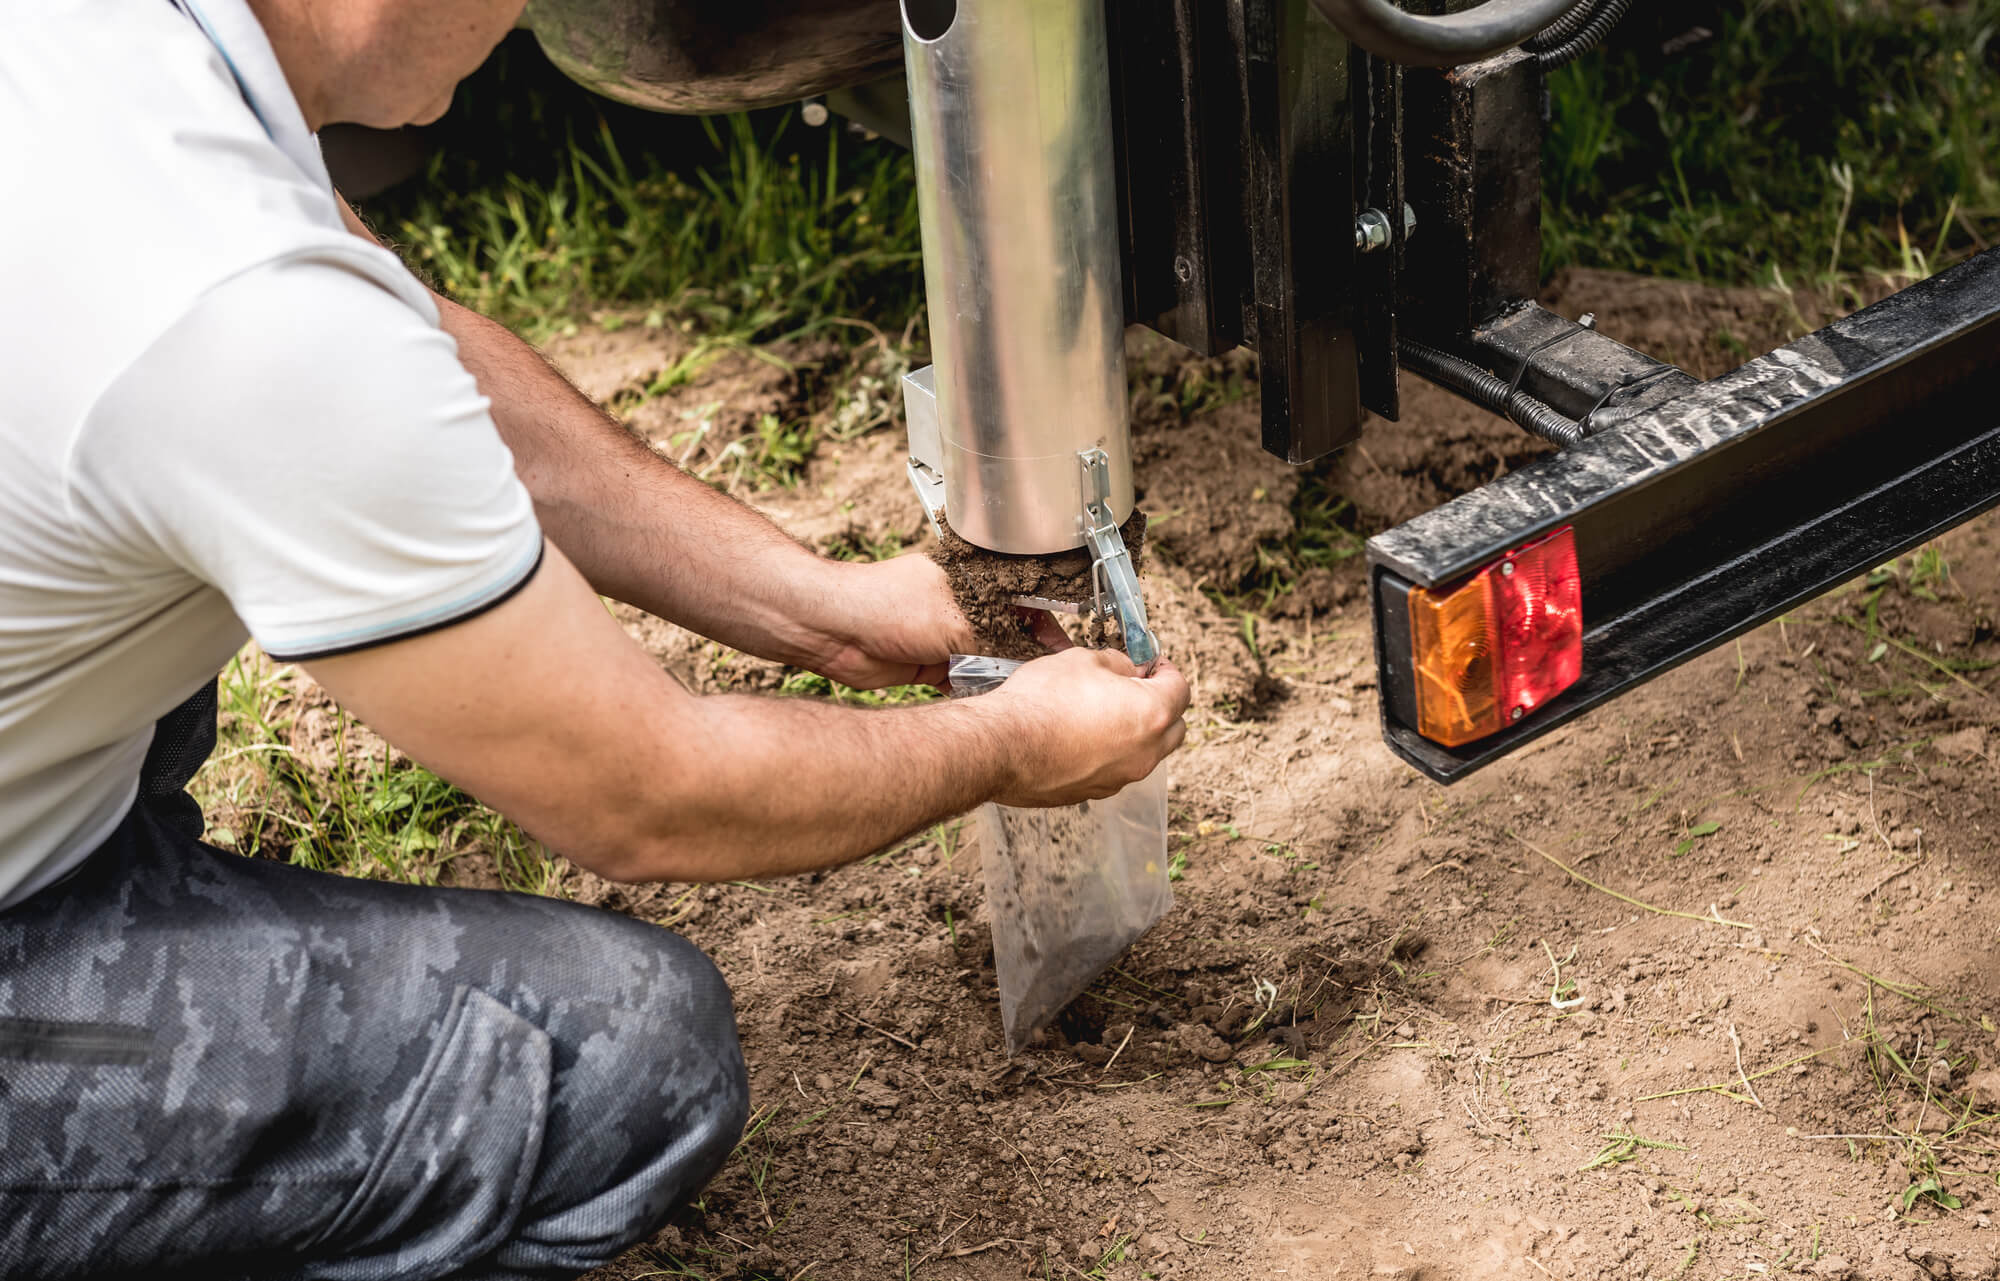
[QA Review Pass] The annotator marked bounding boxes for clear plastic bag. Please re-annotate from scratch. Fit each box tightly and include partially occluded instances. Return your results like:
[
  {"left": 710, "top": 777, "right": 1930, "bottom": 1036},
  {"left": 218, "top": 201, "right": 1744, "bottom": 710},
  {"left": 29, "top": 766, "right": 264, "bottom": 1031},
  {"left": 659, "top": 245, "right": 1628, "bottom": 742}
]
[{"left": 948, "top": 654, "right": 1174, "bottom": 1054}]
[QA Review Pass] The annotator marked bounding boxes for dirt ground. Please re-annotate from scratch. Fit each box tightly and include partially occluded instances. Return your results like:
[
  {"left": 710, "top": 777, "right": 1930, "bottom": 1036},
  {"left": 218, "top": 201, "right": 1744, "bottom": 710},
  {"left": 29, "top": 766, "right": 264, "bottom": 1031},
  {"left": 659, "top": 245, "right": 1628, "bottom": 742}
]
[{"left": 530, "top": 271, "right": 2000, "bottom": 1281}]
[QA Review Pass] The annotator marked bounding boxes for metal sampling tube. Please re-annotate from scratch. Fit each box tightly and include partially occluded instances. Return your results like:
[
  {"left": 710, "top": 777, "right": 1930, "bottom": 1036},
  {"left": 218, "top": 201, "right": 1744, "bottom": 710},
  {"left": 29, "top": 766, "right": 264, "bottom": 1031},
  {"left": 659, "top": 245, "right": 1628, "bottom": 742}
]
[{"left": 900, "top": 0, "right": 1134, "bottom": 555}]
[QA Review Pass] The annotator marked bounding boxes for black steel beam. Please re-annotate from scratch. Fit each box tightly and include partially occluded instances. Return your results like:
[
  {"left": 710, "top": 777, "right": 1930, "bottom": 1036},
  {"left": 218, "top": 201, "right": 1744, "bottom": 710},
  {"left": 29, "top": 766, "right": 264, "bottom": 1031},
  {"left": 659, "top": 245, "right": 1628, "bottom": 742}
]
[
  {"left": 1107, "top": 0, "right": 1367, "bottom": 461},
  {"left": 1368, "top": 247, "right": 2000, "bottom": 782},
  {"left": 1399, "top": 50, "right": 1541, "bottom": 346},
  {"left": 1234, "top": 0, "right": 1365, "bottom": 462},
  {"left": 1350, "top": 49, "right": 1405, "bottom": 419},
  {"left": 1106, "top": 0, "right": 1246, "bottom": 354}
]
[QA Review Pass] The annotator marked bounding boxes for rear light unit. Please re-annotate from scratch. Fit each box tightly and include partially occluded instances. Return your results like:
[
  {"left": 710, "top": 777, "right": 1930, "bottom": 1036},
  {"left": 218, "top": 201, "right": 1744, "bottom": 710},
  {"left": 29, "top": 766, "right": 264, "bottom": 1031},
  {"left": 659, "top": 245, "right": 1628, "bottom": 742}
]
[{"left": 1406, "top": 526, "right": 1583, "bottom": 747}]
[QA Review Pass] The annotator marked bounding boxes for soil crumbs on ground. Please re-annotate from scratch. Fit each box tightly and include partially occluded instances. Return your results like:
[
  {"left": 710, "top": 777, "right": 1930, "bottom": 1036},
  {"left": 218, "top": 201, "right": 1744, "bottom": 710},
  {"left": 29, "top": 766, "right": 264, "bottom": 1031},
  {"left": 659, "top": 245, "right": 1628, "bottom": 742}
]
[{"left": 534, "top": 271, "right": 2000, "bottom": 1281}]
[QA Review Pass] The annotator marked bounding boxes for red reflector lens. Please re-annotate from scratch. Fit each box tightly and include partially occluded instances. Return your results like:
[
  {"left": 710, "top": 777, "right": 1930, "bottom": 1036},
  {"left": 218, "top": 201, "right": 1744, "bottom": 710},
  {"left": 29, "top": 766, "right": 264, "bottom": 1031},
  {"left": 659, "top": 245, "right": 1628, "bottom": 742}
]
[{"left": 1407, "top": 526, "right": 1582, "bottom": 747}]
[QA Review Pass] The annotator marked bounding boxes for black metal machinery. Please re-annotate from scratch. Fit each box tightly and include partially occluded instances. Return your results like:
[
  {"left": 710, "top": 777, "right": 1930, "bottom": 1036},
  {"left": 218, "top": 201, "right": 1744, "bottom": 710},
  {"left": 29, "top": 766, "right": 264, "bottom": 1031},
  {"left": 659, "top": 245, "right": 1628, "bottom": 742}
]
[
  {"left": 1097, "top": 0, "right": 2000, "bottom": 782},
  {"left": 521, "top": 0, "right": 2000, "bottom": 782}
]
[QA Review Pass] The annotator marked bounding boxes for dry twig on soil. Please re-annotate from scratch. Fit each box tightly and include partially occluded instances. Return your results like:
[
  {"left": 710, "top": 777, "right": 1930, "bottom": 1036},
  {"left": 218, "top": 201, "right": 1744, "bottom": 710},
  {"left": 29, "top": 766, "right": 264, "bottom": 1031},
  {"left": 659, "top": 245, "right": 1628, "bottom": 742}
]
[
  {"left": 1728, "top": 1023, "right": 1765, "bottom": 1108},
  {"left": 1510, "top": 831, "right": 1753, "bottom": 929},
  {"left": 1800, "top": 935, "right": 1971, "bottom": 1025},
  {"left": 1637, "top": 1041, "right": 1853, "bottom": 1103}
]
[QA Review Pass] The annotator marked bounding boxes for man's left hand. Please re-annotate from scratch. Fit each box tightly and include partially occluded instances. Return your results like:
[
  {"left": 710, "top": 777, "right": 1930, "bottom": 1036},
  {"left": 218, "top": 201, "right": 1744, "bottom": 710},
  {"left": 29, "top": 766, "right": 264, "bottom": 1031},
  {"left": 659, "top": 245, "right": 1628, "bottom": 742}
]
[{"left": 803, "top": 554, "right": 974, "bottom": 690}]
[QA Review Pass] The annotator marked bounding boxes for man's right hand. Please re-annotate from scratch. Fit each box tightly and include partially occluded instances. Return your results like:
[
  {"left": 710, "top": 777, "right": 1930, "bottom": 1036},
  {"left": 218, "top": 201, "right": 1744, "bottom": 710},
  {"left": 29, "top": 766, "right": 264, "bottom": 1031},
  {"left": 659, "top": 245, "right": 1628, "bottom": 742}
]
[{"left": 991, "top": 647, "right": 1190, "bottom": 807}]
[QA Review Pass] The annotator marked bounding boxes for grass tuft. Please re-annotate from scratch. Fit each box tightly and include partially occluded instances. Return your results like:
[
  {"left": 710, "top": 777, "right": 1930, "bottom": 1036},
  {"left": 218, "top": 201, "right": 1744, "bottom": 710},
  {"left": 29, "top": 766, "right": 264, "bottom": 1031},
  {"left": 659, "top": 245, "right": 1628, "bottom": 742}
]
[
  {"left": 1545, "top": 0, "right": 2000, "bottom": 290},
  {"left": 371, "top": 113, "right": 923, "bottom": 345},
  {"left": 193, "top": 652, "right": 563, "bottom": 892}
]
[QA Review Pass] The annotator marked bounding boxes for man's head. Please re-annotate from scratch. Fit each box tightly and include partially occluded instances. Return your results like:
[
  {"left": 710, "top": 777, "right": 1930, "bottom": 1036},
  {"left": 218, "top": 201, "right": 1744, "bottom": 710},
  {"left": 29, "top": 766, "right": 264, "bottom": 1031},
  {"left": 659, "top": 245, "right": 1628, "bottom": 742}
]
[{"left": 247, "top": 0, "right": 530, "bottom": 130}]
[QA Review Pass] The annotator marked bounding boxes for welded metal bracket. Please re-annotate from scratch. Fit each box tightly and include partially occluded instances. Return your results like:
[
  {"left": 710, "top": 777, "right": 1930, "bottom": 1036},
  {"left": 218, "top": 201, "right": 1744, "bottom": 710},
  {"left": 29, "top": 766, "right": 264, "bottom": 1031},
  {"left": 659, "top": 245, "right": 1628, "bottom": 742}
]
[{"left": 902, "top": 365, "right": 947, "bottom": 538}]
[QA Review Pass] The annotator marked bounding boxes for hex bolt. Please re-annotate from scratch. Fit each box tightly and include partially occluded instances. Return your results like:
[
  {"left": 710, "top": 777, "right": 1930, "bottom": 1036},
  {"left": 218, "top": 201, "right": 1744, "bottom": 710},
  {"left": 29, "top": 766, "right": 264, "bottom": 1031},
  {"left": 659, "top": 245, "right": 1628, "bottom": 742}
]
[
  {"left": 1500, "top": 560, "right": 1516, "bottom": 576},
  {"left": 1511, "top": 706, "right": 1525, "bottom": 721},
  {"left": 1354, "top": 208, "right": 1393, "bottom": 253}
]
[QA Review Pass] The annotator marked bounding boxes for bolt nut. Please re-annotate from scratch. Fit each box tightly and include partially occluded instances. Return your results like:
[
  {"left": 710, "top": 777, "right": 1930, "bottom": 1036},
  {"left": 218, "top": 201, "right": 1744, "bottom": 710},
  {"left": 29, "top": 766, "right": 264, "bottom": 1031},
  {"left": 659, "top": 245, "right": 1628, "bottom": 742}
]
[{"left": 1354, "top": 208, "right": 1393, "bottom": 254}]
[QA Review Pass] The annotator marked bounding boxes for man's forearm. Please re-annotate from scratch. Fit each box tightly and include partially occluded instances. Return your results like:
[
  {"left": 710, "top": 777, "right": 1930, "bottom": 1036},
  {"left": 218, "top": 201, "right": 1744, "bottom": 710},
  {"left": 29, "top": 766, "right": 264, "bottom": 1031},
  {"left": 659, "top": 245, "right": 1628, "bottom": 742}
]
[
  {"left": 438, "top": 296, "right": 841, "bottom": 666},
  {"left": 607, "top": 692, "right": 1023, "bottom": 883}
]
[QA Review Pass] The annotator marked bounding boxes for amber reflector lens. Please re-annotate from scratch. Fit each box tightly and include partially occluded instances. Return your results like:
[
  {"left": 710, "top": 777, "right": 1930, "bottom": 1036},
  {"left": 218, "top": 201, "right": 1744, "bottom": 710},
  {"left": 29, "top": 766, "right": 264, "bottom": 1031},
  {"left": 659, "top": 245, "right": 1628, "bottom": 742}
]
[{"left": 1407, "top": 526, "right": 1582, "bottom": 747}]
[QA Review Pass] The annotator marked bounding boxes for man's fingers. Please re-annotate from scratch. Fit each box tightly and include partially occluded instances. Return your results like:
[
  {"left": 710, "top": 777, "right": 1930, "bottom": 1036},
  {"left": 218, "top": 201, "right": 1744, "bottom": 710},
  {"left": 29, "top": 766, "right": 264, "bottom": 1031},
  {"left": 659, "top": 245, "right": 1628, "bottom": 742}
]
[
  {"left": 1143, "top": 658, "right": 1191, "bottom": 709},
  {"left": 1088, "top": 647, "right": 1140, "bottom": 677}
]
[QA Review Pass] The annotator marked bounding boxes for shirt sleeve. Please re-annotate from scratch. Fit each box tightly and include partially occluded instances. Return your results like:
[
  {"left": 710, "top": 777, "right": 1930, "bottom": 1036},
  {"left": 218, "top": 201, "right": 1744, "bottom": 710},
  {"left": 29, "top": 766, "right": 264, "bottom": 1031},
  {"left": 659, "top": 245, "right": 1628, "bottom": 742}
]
[{"left": 67, "top": 253, "right": 545, "bottom": 660}]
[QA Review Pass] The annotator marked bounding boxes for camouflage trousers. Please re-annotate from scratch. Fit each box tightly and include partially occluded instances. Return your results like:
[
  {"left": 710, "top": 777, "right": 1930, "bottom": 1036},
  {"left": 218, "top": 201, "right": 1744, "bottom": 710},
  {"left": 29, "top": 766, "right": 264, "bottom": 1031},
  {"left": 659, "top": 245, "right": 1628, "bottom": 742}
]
[{"left": 0, "top": 689, "right": 748, "bottom": 1280}]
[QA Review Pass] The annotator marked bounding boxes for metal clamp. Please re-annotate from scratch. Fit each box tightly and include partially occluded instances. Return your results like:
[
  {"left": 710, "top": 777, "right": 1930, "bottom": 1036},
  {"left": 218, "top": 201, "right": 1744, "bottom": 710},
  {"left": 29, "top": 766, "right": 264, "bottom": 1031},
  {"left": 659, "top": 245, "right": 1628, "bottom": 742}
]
[
  {"left": 901, "top": 365, "right": 948, "bottom": 536},
  {"left": 1077, "top": 448, "right": 1159, "bottom": 673}
]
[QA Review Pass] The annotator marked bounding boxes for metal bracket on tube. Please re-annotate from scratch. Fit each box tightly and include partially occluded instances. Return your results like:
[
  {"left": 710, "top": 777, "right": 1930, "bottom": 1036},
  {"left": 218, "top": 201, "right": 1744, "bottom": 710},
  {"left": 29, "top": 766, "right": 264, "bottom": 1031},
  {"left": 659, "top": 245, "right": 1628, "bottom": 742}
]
[
  {"left": 1078, "top": 448, "right": 1159, "bottom": 673},
  {"left": 902, "top": 365, "right": 948, "bottom": 538}
]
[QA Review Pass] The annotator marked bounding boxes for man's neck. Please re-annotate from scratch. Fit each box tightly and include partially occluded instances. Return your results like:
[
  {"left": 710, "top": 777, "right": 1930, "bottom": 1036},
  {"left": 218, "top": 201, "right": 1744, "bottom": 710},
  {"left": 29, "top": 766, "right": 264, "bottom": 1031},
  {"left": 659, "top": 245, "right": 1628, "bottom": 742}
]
[{"left": 242, "top": 0, "right": 334, "bottom": 130}]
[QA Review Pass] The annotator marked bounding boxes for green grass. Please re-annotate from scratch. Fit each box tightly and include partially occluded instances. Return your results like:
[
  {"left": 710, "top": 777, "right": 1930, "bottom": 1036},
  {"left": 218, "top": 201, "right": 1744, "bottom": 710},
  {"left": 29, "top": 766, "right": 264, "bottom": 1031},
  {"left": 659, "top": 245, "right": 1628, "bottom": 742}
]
[
  {"left": 1248, "top": 480, "right": 1367, "bottom": 597},
  {"left": 361, "top": 109, "right": 922, "bottom": 345},
  {"left": 775, "top": 671, "right": 940, "bottom": 707},
  {"left": 192, "top": 653, "right": 564, "bottom": 892},
  {"left": 1544, "top": 0, "right": 2000, "bottom": 290}
]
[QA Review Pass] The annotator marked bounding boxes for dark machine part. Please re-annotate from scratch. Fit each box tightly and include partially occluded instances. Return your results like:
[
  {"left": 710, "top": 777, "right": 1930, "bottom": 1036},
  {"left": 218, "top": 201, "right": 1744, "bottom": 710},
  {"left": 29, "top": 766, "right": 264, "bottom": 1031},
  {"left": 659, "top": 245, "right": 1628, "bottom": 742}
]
[
  {"left": 1096, "top": 0, "right": 1633, "bottom": 456},
  {"left": 1526, "top": 0, "right": 1637, "bottom": 72},
  {"left": 1301, "top": 0, "right": 1634, "bottom": 69},
  {"left": 1105, "top": 0, "right": 1399, "bottom": 461},
  {"left": 1399, "top": 49, "right": 1540, "bottom": 340},
  {"left": 1470, "top": 304, "right": 1697, "bottom": 432},
  {"left": 521, "top": 0, "right": 903, "bottom": 113},
  {"left": 1307, "top": 0, "right": 1577, "bottom": 67}
]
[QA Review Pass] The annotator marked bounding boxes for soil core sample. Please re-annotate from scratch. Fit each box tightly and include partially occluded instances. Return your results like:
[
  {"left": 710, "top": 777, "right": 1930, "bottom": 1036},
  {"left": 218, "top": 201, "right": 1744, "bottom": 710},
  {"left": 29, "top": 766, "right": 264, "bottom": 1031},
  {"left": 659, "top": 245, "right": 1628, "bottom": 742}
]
[{"left": 928, "top": 511, "right": 1147, "bottom": 660}]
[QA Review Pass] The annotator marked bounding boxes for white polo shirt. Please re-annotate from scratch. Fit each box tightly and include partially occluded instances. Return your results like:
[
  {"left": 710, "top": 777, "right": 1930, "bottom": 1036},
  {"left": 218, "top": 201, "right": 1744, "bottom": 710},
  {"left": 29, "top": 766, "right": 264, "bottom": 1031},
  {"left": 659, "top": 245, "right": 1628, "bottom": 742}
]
[{"left": 0, "top": 0, "right": 546, "bottom": 906}]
